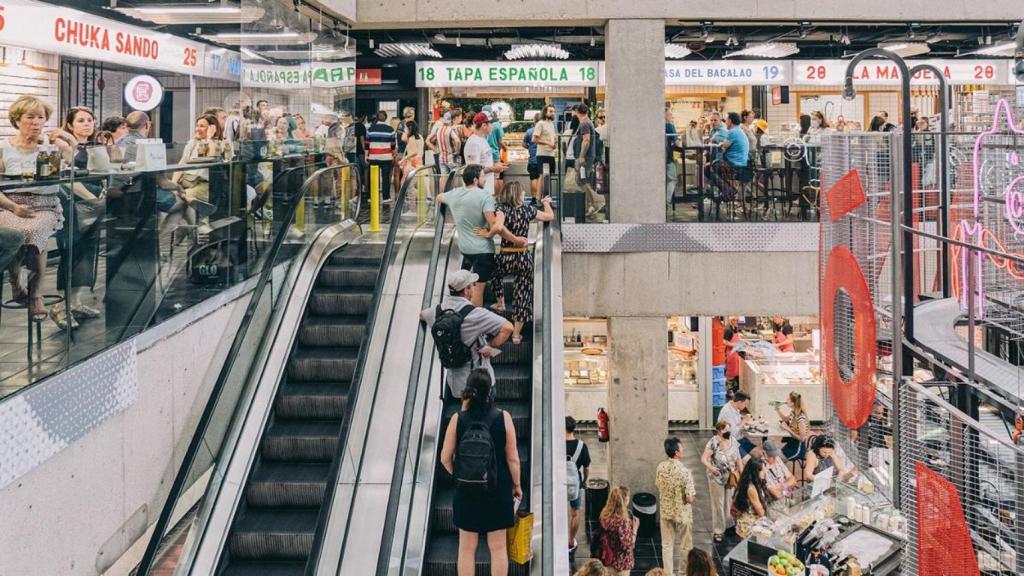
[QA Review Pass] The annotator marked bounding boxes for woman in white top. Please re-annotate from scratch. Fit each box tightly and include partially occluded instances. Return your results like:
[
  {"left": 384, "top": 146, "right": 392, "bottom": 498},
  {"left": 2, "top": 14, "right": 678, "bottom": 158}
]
[{"left": 0, "top": 95, "right": 74, "bottom": 319}]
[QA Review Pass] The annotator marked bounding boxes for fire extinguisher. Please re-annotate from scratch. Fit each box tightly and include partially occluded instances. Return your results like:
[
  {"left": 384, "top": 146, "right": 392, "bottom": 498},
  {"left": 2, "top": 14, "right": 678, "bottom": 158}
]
[
  {"left": 597, "top": 407, "right": 610, "bottom": 443},
  {"left": 595, "top": 162, "right": 606, "bottom": 195}
]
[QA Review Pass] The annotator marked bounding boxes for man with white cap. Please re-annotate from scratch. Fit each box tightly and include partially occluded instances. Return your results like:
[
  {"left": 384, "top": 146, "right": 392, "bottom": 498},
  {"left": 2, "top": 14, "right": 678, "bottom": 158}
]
[{"left": 420, "top": 269, "right": 513, "bottom": 397}]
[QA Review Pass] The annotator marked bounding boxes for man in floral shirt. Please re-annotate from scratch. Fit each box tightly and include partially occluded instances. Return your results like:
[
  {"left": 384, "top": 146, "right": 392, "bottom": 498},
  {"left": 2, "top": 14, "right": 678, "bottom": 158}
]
[{"left": 656, "top": 436, "right": 696, "bottom": 576}]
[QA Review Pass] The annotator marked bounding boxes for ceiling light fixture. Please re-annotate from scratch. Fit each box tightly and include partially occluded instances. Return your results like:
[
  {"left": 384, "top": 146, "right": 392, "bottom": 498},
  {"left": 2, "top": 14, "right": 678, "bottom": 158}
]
[
  {"left": 878, "top": 41, "right": 930, "bottom": 58},
  {"left": 964, "top": 41, "right": 1017, "bottom": 57},
  {"left": 375, "top": 42, "right": 442, "bottom": 58},
  {"left": 116, "top": 4, "right": 264, "bottom": 25},
  {"left": 504, "top": 43, "right": 570, "bottom": 60},
  {"left": 664, "top": 43, "right": 692, "bottom": 59},
  {"left": 724, "top": 42, "right": 799, "bottom": 59},
  {"left": 799, "top": 22, "right": 812, "bottom": 38},
  {"left": 201, "top": 31, "right": 316, "bottom": 45}
]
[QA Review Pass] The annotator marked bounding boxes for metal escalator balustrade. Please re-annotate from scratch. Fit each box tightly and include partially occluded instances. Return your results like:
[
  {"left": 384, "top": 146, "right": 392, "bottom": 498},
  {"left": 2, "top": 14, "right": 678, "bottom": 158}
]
[
  {"left": 135, "top": 162, "right": 373, "bottom": 576},
  {"left": 221, "top": 242, "right": 386, "bottom": 575}
]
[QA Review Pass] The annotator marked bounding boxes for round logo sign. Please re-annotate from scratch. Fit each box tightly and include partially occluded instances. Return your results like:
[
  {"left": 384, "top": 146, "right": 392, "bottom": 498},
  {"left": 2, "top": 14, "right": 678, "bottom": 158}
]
[{"left": 124, "top": 75, "right": 163, "bottom": 112}]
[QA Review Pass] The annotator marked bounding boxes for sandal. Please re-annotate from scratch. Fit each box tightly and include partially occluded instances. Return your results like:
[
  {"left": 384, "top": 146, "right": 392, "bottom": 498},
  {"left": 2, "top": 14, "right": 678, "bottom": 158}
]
[{"left": 512, "top": 334, "right": 522, "bottom": 345}]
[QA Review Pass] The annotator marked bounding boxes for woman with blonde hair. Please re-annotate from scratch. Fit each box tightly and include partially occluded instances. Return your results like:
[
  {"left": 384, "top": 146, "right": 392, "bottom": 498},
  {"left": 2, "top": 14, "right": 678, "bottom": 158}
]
[
  {"left": 574, "top": 559, "right": 608, "bottom": 576},
  {"left": 475, "top": 180, "right": 554, "bottom": 344},
  {"left": 599, "top": 486, "right": 637, "bottom": 575},
  {"left": 776, "top": 390, "right": 810, "bottom": 460},
  {"left": 0, "top": 95, "right": 74, "bottom": 319}
]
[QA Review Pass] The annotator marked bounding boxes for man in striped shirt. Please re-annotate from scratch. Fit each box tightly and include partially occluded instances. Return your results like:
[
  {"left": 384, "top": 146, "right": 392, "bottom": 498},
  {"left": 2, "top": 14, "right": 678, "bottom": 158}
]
[
  {"left": 366, "top": 110, "right": 396, "bottom": 202},
  {"left": 429, "top": 109, "right": 463, "bottom": 189}
]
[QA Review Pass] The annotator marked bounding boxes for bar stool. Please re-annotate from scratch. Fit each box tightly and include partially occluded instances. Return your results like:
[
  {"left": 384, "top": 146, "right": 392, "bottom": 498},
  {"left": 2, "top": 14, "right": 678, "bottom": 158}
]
[{"left": 1, "top": 293, "right": 65, "bottom": 362}]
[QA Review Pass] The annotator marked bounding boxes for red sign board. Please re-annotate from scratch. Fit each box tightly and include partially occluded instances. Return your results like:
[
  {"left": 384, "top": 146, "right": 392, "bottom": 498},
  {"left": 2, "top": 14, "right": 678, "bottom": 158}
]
[
  {"left": 771, "top": 86, "right": 782, "bottom": 105},
  {"left": 356, "top": 68, "right": 382, "bottom": 86}
]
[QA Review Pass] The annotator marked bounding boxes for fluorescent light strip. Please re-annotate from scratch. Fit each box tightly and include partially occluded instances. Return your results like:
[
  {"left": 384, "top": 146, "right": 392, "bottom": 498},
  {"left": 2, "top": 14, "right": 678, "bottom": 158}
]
[
  {"left": 724, "top": 42, "right": 799, "bottom": 59},
  {"left": 201, "top": 31, "right": 317, "bottom": 46},
  {"left": 504, "top": 44, "right": 569, "bottom": 60},
  {"left": 116, "top": 5, "right": 264, "bottom": 25},
  {"left": 132, "top": 6, "right": 240, "bottom": 14},
  {"left": 878, "top": 42, "right": 930, "bottom": 58},
  {"left": 973, "top": 42, "right": 1017, "bottom": 57},
  {"left": 664, "top": 43, "right": 692, "bottom": 59},
  {"left": 374, "top": 43, "right": 442, "bottom": 58}
]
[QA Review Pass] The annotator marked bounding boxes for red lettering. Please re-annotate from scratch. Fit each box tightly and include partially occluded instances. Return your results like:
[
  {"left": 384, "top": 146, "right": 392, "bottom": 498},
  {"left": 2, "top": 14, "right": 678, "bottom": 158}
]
[
  {"left": 54, "top": 17, "right": 65, "bottom": 42},
  {"left": 0, "top": 6, "right": 6, "bottom": 32}
]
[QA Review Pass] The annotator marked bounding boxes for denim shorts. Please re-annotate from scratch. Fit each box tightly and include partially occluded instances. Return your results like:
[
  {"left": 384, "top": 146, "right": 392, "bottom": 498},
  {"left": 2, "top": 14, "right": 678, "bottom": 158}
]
[{"left": 155, "top": 188, "right": 177, "bottom": 212}]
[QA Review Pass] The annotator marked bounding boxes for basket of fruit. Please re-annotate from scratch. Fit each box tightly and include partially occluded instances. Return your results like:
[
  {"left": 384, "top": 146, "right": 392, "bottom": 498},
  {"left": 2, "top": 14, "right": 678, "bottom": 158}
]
[{"left": 767, "top": 551, "right": 805, "bottom": 576}]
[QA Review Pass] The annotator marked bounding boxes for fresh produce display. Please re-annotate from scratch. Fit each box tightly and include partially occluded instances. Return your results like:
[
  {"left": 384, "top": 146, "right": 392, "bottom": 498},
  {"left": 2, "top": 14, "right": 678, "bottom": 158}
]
[{"left": 767, "top": 551, "right": 806, "bottom": 576}]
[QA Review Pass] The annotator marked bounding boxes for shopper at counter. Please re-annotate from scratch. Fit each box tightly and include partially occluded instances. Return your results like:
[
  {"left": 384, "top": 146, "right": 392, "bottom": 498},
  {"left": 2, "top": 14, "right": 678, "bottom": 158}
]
[
  {"left": 100, "top": 116, "right": 129, "bottom": 145},
  {"left": 718, "top": 392, "right": 756, "bottom": 456},
  {"left": 599, "top": 486, "right": 638, "bottom": 575},
  {"left": 732, "top": 458, "right": 769, "bottom": 538},
  {"left": 162, "top": 113, "right": 233, "bottom": 242},
  {"left": 762, "top": 440, "right": 798, "bottom": 500},
  {"left": 51, "top": 106, "right": 104, "bottom": 330},
  {"left": 707, "top": 113, "right": 727, "bottom": 144},
  {"left": 0, "top": 95, "right": 72, "bottom": 319},
  {"left": 702, "top": 421, "right": 742, "bottom": 543},
  {"left": 804, "top": 435, "right": 854, "bottom": 482},
  {"left": 657, "top": 436, "right": 696, "bottom": 576},
  {"left": 776, "top": 391, "right": 810, "bottom": 459}
]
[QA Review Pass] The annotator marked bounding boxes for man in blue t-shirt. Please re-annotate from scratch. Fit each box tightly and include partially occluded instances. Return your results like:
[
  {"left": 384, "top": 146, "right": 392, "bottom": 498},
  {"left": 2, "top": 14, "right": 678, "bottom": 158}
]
[
  {"left": 482, "top": 106, "right": 507, "bottom": 195},
  {"left": 707, "top": 112, "right": 751, "bottom": 203}
]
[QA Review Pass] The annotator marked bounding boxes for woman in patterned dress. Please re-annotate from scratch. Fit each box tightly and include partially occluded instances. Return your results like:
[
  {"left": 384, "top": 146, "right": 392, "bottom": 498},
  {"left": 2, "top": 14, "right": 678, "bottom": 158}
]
[
  {"left": 0, "top": 96, "right": 73, "bottom": 319},
  {"left": 599, "top": 485, "right": 637, "bottom": 575},
  {"left": 475, "top": 181, "right": 554, "bottom": 344}
]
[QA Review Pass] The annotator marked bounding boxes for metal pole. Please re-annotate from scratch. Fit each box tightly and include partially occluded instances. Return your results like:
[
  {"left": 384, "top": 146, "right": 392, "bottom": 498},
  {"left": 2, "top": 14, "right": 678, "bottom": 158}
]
[
  {"left": 844, "top": 48, "right": 916, "bottom": 509},
  {"left": 908, "top": 64, "right": 950, "bottom": 299}
]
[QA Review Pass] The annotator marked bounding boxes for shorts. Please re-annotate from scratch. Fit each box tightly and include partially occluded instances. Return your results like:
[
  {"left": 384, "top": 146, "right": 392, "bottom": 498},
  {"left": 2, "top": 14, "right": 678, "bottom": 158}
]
[
  {"left": 569, "top": 494, "right": 583, "bottom": 510},
  {"left": 537, "top": 156, "right": 556, "bottom": 177},
  {"left": 155, "top": 188, "right": 177, "bottom": 212},
  {"left": 439, "top": 162, "right": 459, "bottom": 176},
  {"left": 527, "top": 162, "right": 541, "bottom": 180},
  {"left": 461, "top": 252, "right": 497, "bottom": 283}
]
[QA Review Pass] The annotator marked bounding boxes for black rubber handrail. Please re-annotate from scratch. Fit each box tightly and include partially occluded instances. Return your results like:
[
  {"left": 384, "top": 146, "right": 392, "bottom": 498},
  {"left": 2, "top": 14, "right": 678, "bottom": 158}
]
[
  {"left": 373, "top": 167, "right": 461, "bottom": 574},
  {"left": 306, "top": 164, "right": 437, "bottom": 572},
  {"left": 135, "top": 161, "right": 356, "bottom": 575}
]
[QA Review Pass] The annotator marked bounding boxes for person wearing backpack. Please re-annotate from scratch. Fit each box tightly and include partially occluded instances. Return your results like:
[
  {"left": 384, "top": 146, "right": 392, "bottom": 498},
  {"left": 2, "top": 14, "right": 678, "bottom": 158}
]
[
  {"left": 565, "top": 416, "right": 591, "bottom": 553},
  {"left": 441, "top": 369, "right": 522, "bottom": 576},
  {"left": 420, "top": 269, "right": 513, "bottom": 398}
]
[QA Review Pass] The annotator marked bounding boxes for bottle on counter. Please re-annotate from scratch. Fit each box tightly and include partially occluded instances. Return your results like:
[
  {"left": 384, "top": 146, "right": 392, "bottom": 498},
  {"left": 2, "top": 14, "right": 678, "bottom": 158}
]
[
  {"left": 48, "top": 143, "right": 60, "bottom": 175},
  {"left": 36, "top": 144, "right": 53, "bottom": 180}
]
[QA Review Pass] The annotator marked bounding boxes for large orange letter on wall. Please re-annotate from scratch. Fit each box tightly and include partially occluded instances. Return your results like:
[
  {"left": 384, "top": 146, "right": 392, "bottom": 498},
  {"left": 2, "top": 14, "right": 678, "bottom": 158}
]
[{"left": 916, "top": 462, "right": 980, "bottom": 576}]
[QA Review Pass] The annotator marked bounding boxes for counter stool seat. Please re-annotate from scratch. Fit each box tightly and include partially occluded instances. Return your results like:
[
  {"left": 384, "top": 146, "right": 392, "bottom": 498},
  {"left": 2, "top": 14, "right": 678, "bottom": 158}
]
[{"left": 1, "top": 293, "right": 65, "bottom": 361}]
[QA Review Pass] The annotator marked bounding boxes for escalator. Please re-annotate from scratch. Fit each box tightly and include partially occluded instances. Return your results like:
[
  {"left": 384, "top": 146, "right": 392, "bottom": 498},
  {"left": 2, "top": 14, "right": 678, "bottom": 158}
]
[
  {"left": 424, "top": 295, "right": 534, "bottom": 574},
  {"left": 220, "top": 242, "right": 385, "bottom": 575}
]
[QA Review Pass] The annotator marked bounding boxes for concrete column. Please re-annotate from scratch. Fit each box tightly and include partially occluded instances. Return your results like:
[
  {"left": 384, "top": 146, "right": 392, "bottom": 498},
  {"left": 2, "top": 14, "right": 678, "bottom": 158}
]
[
  {"left": 605, "top": 19, "right": 666, "bottom": 223},
  {"left": 607, "top": 316, "right": 668, "bottom": 494}
]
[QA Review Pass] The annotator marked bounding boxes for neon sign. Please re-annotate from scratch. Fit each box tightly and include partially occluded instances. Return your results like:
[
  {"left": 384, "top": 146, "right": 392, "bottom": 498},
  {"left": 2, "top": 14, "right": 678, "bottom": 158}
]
[{"left": 952, "top": 99, "right": 1024, "bottom": 318}]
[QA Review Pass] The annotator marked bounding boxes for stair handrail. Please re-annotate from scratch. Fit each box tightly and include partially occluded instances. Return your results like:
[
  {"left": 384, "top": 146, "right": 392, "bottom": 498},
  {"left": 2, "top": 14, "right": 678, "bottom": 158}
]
[{"left": 136, "top": 161, "right": 359, "bottom": 575}]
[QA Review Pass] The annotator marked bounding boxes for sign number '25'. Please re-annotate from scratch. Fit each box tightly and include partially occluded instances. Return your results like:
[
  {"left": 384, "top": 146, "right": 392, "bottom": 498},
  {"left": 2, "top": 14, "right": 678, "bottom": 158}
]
[{"left": 183, "top": 47, "right": 198, "bottom": 68}]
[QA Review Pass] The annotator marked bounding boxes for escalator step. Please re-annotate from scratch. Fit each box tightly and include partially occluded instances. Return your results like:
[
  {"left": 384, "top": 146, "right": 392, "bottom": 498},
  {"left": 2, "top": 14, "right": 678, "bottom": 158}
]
[
  {"left": 287, "top": 348, "right": 359, "bottom": 382},
  {"left": 246, "top": 462, "right": 330, "bottom": 508},
  {"left": 308, "top": 287, "right": 375, "bottom": 316},
  {"left": 229, "top": 509, "right": 318, "bottom": 560},
  {"left": 297, "top": 316, "right": 368, "bottom": 347},
  {"left": 219, "top": 560, "right": 306, "bottom": 576},
  {"left": 276, "top": 382, "right": 351, "bottom": 419},
  {"left": 329, "top": 243, "right": 386, "bottom": 266},
  {"left": 491, "top": 339, "right": 531, "bottom": 365},
  {"left": 429, "top": 479, "right": 531, "bottom": 535},
  {"left": 262, "top": 420, "right": 341, "bottom": 462},
  {"left": 316, "top": 264, "right": 380, "bottom": 288},
  {"left": 492, "top": 365, "right": 532, "bottom": 400},
  {"left": 441, "top": 401, "right": 530, "bottom": 442},
  {"left": 423, "top": 533, "right": 529, "bottom": 576}
]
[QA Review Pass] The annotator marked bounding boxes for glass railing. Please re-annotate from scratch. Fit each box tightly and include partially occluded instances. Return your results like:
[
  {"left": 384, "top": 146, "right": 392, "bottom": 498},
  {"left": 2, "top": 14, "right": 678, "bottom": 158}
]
[
  {"left": 134, "top": 159, "right": 365, "bottom": 575},
  {"left": 666, "top": 132, "right": 823, "bottom": 223},
  {"left": 0, "top": 139, "right": 360, "bottom": 400},
  {"left": 554, "top": 133, "right": 608, "bottom": 224}
]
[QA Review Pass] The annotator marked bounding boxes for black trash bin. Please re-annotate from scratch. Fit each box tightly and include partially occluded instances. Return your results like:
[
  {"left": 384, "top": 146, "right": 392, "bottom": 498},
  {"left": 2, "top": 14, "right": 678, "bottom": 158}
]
[
  {"left": 563, "top": 191, "right": 587, "bottom": 222},
  {"left": 632, "top": 492, "right": 658, "bottom": 539},
  {"left": 585, "top": 478, "right": 609, "bottom": 542}
]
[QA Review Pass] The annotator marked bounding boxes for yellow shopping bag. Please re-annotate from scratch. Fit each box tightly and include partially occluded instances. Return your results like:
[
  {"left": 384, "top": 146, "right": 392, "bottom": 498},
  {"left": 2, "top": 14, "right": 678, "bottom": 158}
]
[{"left": 507, "top": 511, "right": 534, "bottom": 565}]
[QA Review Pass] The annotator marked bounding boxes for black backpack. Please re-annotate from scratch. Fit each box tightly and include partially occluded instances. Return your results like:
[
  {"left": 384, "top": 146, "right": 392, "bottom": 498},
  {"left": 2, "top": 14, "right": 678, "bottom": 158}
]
[
  {"left": 454, "top": 408, "right": 501, "bottom": 494},
  {"left": 431, "top": 304, "right": 475, "bottom": 368}
]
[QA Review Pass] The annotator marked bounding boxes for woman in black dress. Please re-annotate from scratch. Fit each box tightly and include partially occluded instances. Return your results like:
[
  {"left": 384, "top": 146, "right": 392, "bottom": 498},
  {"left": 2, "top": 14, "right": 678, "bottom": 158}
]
[
  {"left": 477, "top": 181, "right": 554, "bottom": 344},
  {"left": 441, "top": 369, "right": 522, "bottom": 575}
]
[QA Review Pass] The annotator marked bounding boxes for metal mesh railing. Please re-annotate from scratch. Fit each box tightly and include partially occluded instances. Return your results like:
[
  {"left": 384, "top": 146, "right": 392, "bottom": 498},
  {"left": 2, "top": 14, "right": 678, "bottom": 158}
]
[{"left": 898, "top": 379, "right": 1024, "bottom": 575}]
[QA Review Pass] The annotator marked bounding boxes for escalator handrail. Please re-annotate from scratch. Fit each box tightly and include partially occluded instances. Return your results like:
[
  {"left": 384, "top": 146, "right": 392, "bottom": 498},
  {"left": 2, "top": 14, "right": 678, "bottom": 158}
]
[
  {"left": 373, "top": 169, "right": 461, "bottom": 574},
  {"left": 136, "top": 161, "right": 357, "bottom": 576},
  {"left": 306, "top": 164, "right": 438, "bottom": 572}
]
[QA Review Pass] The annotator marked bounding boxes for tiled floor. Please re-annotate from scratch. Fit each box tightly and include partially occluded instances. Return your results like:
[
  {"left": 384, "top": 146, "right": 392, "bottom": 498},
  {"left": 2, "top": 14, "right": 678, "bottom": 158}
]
[{"left": 570, "top": 430, "right": 724, "bottom": 575}]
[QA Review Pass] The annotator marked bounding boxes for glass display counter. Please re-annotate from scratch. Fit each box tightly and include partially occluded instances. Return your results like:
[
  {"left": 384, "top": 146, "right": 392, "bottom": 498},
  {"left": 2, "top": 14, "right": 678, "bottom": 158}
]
[
  {"left": 669, "top": 316, "right": 700, "bottom": 422},
  {"left": 740, "top": 351, "right": 826, "bottom": 422},
  {"left": 564, "top": 318, "right": 609, "bottom": 421}
]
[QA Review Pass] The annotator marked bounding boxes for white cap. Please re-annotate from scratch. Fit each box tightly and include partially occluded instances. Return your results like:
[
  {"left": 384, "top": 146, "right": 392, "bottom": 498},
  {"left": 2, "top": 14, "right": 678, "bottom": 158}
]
[{"left": 447, "top": 270, "right": 479, "bottom": 292}]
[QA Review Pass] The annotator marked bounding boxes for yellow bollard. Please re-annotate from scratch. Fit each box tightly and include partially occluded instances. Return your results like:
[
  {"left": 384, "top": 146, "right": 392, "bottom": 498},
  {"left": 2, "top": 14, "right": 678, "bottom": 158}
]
[
  {"left": 369, "top": 164, "right": 380, "bottom": 232},
  {"left": 417, "top": 169, "right": 427, "bottom": 224},
  {"left": 340, "top": 166, "right": 350, "bottom": 220}
]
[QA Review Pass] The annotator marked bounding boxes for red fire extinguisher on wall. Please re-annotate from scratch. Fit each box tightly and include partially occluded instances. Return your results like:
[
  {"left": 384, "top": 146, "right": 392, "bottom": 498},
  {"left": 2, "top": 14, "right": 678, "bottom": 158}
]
[
  {"left": 597, "top": 407, "right": 610, "bottom": 443},
  {"left": 595, "top": 162, "right": 606, "bottom": 195}
]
